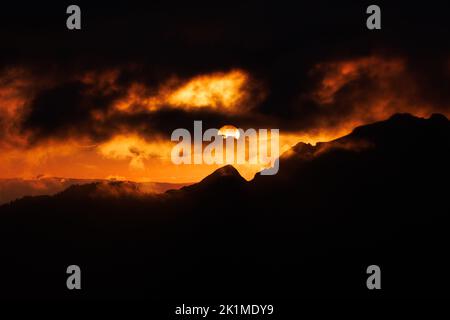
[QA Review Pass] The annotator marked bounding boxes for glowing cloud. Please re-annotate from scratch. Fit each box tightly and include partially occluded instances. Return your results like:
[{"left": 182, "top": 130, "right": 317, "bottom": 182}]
[
  {"left": 98, "top": 135, "right": 172, "bottom": 170},
  {"left": 112, "top": 69, "right": 251, "bottom": 113},
  {"left": 167, "top": 70, "right": 249, "bottom": 111},
  {"left": 313, "top": 57, "right": 405, "bottom": 105}
]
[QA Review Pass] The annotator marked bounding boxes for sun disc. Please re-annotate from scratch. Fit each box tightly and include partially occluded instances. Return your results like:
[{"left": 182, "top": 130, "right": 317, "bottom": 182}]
[{"left": 218, "top": 125, "right": 240, "bottom": 139}]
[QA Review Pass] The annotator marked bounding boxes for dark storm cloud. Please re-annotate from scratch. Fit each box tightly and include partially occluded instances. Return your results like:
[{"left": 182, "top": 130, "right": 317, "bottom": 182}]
[
  {"left": 1, "top": 0, "right": 450, "bottom": 144},
  {"left": 22, "top": 81, "right": 123, "bottom": 143},
  {"left": 106, "top": 108, "right": 278, "bottom": 138}
]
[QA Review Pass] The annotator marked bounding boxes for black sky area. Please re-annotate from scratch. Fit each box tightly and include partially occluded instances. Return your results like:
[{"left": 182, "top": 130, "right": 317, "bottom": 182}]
[{"left": 1, "top": 1, "right": 449, "bottom": 66}]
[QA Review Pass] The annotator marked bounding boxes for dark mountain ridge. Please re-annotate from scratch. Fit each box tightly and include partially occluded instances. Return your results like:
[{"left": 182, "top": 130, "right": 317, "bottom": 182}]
[{"left": 0, "top": 113, "right": 449, "bottom": 299}]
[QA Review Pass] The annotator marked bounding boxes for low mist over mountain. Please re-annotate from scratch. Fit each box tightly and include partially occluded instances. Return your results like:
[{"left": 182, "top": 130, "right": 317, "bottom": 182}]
[
  {"left": 0, "top": 177, "right": 190, "bottom": 205},
  {"left": 1, "top": 113, "right": 449, "bottom": 299}
]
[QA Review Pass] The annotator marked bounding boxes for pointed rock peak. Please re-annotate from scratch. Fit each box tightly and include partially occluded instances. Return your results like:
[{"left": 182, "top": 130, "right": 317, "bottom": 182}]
[
  {"left": 211, "top": 165, "right": 242, "bottom": 177},
  {"left": 180, "top": 165, "right": 246, "bottom": 193},
  {"left": 198, "top": 165, "right": 246, "bottom": 185}
]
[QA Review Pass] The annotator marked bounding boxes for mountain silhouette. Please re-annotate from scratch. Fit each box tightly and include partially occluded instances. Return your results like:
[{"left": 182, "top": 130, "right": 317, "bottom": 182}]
[
  {"left": 178, "top": 165, "right": 247, "bottom": 194},
  {"left": 0, "top": 113, "right": 449, "bottom": 299}
]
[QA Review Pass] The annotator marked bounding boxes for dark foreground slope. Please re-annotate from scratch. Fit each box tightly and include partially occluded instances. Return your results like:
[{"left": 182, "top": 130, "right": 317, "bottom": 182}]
[{"left": 0, "top": 113, "right": 449, "bottom": 300}]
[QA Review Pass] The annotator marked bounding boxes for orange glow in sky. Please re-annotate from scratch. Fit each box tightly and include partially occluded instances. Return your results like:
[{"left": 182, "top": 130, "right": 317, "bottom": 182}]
[
  {"left": 168, "top": 70, "right": 248, "bottom": 111},
  {"left": 111, "top": 69, "right": 250, "bottom": 113},
  {"left": 1, "top": 62, "right": 448, "bottom": 184}
]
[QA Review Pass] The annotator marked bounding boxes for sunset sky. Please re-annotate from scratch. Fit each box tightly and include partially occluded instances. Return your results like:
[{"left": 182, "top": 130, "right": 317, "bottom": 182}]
[{"left": 1, "top": 2, "right": 450, "bottom": 182}]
